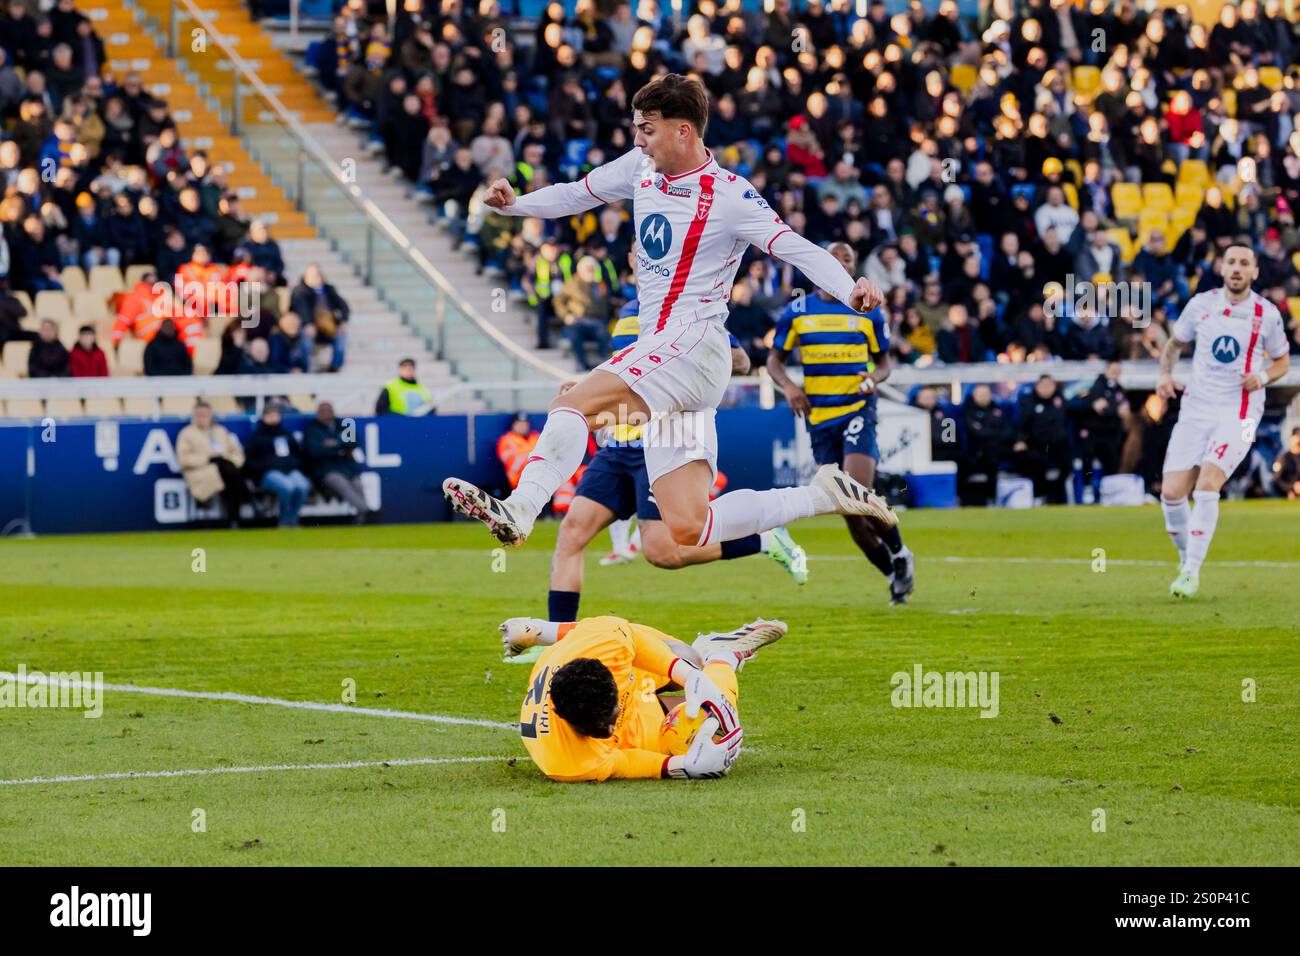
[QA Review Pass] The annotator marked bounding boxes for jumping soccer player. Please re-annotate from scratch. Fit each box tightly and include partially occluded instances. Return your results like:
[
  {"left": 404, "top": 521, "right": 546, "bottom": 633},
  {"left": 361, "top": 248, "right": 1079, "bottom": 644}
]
[
  {"left": 1158, "top": 244, "right": 1290, "bottom": 598},
  {"left": 504, "top": 614, "right": 785, "bottom": 781},
  {"left": 546, "top": 295, "right": 808, "bottom": 631},
  {"left": 767, "top": 243, "right": 916, "bottom": 604},
  {"left": 442, "top": 74, "right": 895, "bottom": 557}
]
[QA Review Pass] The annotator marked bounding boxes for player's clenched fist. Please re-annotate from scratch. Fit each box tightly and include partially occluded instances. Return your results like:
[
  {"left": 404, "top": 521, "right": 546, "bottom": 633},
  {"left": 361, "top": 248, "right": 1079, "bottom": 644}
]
[
  {"left": 848, "top": 277, "right": 884, "bottom": 313},
  {"left": 483, "top": 178, "right": 516, "bottom": 210}
]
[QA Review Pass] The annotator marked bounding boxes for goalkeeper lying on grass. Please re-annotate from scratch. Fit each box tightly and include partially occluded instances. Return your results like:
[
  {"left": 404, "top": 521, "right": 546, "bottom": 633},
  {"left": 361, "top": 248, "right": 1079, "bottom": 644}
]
[{"left": 504, "top": 615, "right": 785, "bottom": 782}]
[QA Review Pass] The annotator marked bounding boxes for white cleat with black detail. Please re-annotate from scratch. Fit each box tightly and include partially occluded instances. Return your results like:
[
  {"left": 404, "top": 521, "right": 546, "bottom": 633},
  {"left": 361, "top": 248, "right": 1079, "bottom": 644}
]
[
  {"left": 441, "top": 477, "right": 534, "bottom": 547},
  {"left": 812, "top": 464, "right": 898, "bottom": 532},
  {"left": 692, "top": 618, "right": 787, "bottom": 671}
]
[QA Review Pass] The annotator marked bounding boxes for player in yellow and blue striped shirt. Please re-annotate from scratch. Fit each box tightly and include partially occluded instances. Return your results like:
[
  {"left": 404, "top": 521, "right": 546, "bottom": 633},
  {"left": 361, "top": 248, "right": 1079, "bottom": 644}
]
[{"left": 767, "top": 242, "right": 916, "bottom": 605}]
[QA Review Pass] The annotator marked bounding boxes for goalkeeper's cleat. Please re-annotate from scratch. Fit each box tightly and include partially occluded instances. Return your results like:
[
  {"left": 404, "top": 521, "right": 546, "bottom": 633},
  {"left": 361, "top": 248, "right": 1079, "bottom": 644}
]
[
  {"left": 599, "top": 547, "right": 637, "bottom": 566},
  {"left": 890, "top": 549, "right": 915, "bottom": 605},
  {"left": 765, "top": 527, "right": 808, "bottom": 585},
  {"left": 812, "top": 464, "right": 898, "bottom": 532},
  {"left": 692, "top": 618, "right": 787, "bottom": 670},
  {"left": 442, "top": 477, "right": 534, "bottom": 547},
  {"left": 1169, "top": 568, "right": 1199, "bottom": 599}
]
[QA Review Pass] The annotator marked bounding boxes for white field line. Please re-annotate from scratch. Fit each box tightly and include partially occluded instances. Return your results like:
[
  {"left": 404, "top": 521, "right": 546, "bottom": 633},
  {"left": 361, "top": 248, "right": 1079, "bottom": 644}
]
[
  {"left": 0, "top": 671, "right": 516, "bottom": 731},
  {"left": 0, "top": 755, "right": 512, "bottom": 787},
  {"left": 427, "top": 548, "right": 1300, "bottom": 569}
]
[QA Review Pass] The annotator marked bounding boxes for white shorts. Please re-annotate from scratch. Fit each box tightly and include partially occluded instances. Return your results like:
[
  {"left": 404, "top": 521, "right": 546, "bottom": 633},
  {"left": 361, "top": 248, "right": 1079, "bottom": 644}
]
[
  {"left": 1163, "top": 415, "right": 1257, "bottom": 477},
  {"left": 595, "top": 321, "right": 731, "bottom": 485}
]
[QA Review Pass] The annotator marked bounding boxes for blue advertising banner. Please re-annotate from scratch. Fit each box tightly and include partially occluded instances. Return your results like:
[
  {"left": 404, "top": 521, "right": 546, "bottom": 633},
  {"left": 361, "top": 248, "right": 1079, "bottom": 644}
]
[{"left": 0, "top": 408, "right": 948, "bottom": 535}]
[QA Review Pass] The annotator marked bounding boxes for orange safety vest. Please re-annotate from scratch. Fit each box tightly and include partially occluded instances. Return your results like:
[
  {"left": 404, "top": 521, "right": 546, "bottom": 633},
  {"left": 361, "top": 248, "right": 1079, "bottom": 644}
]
[{"left": 497, "top": 430, "right": 539, "bottom": 489}]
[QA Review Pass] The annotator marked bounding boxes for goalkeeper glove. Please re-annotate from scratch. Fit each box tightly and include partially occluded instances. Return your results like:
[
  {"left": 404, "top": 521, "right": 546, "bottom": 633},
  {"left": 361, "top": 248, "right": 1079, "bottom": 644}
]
[
  {"left": 664, "top": 717, "right": 743, "bottom": 780},
  {"left": 679, "top": 663, "right": 740, "bottom": 736},
  {"left": 498, "top": 617, "right": 548, "bottom": 657}
]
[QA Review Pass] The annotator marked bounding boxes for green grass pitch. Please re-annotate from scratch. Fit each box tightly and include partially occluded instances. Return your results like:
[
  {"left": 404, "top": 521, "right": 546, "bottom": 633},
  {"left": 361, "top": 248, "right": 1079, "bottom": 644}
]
[{"left": 1, "top": 502, "right": 1296, "bottom": 866}]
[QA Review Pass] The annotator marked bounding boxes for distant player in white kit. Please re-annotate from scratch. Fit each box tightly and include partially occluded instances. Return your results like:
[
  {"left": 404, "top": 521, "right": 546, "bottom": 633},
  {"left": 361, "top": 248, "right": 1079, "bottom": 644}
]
[
  {"left": 442, "top": 75, "right": 898, "bottom": 549},
  {"left": 1157, "top": 244, "right": 1290, "bottom": 598}
]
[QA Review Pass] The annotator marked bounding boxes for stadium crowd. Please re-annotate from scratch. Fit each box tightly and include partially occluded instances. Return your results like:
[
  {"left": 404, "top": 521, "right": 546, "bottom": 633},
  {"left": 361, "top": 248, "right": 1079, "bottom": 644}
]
[
  {"left": 309, "top": 0, "right": 1300, "bottom": 498},
  {"left": 0, "top": 0, "right": 351, "bottom": 378}
]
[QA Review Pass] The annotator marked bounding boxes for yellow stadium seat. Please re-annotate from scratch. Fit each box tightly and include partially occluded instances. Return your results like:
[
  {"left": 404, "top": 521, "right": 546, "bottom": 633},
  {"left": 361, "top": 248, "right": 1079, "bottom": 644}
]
[
  {"left": 1062, "top": 181, "right": 1079, "bottom": 210},
  {"left": 161, "top": 395, "right": 197, "bottom": 417},
  {"left": 1287, "top": 296, "right": 1300, "bottom": 319},
  {"left": 1175, "top": 181, "right": 1204, "bottom": 210},
  {"left": 88, "top": 265, "right": 125, "bottom": 295},
  {"left": 0, "top": 364, "right": 17, "bottom": 379},
  {"left": 84, "top": 397, "right": 123, "bottom": 417},
  {"left": 950, "top": 63, "right": 977, "bottom": 95},
  {"left": 1072, "top": 65, "right": 1101, "bottom": 98},
  {"left": 192, "top": 338, "right": 221, "bottom": 376},
  {"left": 121, "top": 396, "right": 158, "bottom": 417},
  {"left": 123, "top": 264, "right": 156, "bottom": 288},
  {"left": 1111, "top": 182, "right": 1142, "bottom": 219},
  {"left": 1177, "top": 159, "right": 1210, "bottom": 187},
  {"left": 1066, "top": 159, "right": 1083, "bottom": 186},
  {"left": 2, "top": 340, "right": 31, "bottom": 376},
  {"left": 1221, "top": 87, "right": 1236, "bottom": 117},
  {"left": 1142, "top": 182, "right": 1175, "bottom": 212},
  {"left": 20, "top": 314, "right": 41, "bottom": 333},
  {"left": 97, "top": 338, "right": 117, "bottom": 374},
  {"left": 72, "top": 291, "right": 110, "bottom": 321},
  {"left": 4, "top": 399, "right": 44, "bottom": 418},
  {"left": 13, "top": 291, "right": 33, "bottom": 316},
  {"left": 58, "top": 318, "right": 83, "bottom": 349},
  {"left": 209, "top": 395, "right": 240, "bottom": 415},
  {"left": 34, "top": 290, "right": 71, "bottom": 322},
  {"left": 59, "top": 266, "right": 87, "bottom": 294},
  {"left": 116, "top": 338, "right": 146, "bottom": 376},
  {"left": 276, "top": 287, "right": 290, "bottom": 314},
  {"left": 1292, "top": 252, "right": 1300, "bottom": 273},
  {"left": 1259, "top": 66, "right": 1283, "bottom": 91},
  {"left": 45, "top": 398, "right": 84, "bottom": 419},
  {"left": 287, "top": 394, "right": 316, "bottom": 412},
  {"left": 1107, "top": 228, "right": 1134, "bottom": 262}
]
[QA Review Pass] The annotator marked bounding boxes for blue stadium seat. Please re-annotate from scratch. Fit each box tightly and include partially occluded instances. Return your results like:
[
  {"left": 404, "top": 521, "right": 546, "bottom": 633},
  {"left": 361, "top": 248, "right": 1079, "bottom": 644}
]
[
  {"left": 1010, "top": 183, "right": 1036, "bottom": 204},
  {"left": 975, "top": 234, "right": 993, "bottom": 280},
  {"left": 595, "top": 66, "right": 621, "bottom": 84},
  {"left": 561, "top": 139, "right": 593, "bottom": 179}
]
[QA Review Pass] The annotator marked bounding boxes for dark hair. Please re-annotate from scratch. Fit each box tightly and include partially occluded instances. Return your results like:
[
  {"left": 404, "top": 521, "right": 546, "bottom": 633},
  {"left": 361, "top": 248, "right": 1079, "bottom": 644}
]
[
  {"left": 1223, "top": 243, "right": 1258, "bottom": 262},
  {"left": 549, "top": 658, "right": 618, "bottom": 738},
  {"left": 631, "top": 74, "right": 709, "bottom": 137}
]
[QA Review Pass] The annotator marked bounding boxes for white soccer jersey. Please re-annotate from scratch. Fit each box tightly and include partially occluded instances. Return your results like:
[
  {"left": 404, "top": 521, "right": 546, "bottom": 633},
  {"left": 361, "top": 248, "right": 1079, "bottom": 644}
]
[
  {"left": 502, "top": 147, "right": 857, "bottom": 334},
  {"left": 1171, "top": 288, "right": 1288, "bottom": 421}
]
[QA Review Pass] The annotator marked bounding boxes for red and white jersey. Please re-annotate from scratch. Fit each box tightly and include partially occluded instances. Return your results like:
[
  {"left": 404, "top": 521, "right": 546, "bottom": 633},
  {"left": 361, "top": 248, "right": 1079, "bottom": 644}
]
[
  {"left": 506, "top": 147, "right": 856, "bottom": 335},
  {"left": 1171, "top": 288, "right": 1287, "bottom": 421}
]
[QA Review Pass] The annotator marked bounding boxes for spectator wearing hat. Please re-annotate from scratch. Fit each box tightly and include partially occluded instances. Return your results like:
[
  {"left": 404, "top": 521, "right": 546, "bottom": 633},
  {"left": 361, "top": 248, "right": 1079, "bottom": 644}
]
[{"left": 243, "top": 402, "right": 312, "bottom": 527}]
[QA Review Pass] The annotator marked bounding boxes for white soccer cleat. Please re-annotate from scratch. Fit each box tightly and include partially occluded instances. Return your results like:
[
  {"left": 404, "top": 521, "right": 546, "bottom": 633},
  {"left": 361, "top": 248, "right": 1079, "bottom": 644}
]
[
  {"left": 442, "top": 477, "right": 534, "bottom": 547},
  {"left": 812, "top": 464, "right": 898, "bottom": 531},
  {"left": 599, "top": 548, "right": 637, "bottom": 566},
  {"left": 693, "top": 618, "right": 787, "bottom": 670},
  {"left": 1169, "top": 568, "right": 1199, "bottom": 599}
]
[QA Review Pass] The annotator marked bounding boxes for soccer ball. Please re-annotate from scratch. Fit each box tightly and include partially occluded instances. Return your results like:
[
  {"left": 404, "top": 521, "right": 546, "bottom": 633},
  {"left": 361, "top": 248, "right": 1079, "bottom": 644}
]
[{"left": 658, "top": 702, "right": 708, "bottom": 756}]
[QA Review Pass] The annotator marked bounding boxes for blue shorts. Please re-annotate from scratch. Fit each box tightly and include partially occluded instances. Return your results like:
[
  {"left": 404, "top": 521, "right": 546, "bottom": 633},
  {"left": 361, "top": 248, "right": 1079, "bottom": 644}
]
[
  {"left": 574, "top": 444, "right": 661, "bottom": 521},
  {"left": 810, "top": 411, "right": 879, "bottom": 466}
]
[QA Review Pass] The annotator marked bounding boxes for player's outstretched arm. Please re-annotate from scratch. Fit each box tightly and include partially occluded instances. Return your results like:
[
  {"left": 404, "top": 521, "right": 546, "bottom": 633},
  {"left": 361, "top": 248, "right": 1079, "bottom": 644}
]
[
  {"left": 499, "top": 618, "right": 574, "bottom": 657},
  {"left": 768, "top": 231, "right": 884, "bottom": 313},
  {"left": 1156, "top": 336, "right": 1190, "bottom": 399},
  {"left": 490, "top": 148, "right": 641, "bottom": 220}
]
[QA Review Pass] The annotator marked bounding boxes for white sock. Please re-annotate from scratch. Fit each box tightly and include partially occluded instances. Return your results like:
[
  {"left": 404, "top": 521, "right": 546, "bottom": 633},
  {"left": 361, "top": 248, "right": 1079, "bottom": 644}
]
[
  {"left": 696, "top": 487, "right": 827, "bottom": 546},
  {"left": 1161, "top": 496, "right": 1190, "bottom": 563},
  {"left": 608, "top": 518, "right": 631, "bottom": 554},
  {"left": 507, "top": 407, "right": 589, "bottom": 519},
  {"left": 629, "top": 524, "right": 641, "bottom": 550},
  {"left": 1184, "top": 489, "right": 1220, "bottom": 575},
  {"left": 759, "top": 530, "right": 773, "bottom": 553}
]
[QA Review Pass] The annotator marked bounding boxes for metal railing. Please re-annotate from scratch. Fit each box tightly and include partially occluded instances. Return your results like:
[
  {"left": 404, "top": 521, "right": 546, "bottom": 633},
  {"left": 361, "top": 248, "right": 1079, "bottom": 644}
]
[{"left": 153, "top": 0, "right": 567, "bottom": 409}]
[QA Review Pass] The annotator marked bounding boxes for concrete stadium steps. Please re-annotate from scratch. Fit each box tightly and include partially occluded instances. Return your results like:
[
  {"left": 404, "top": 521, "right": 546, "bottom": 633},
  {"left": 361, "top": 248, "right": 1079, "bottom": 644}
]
[
  {"left": 278, "top": 238, "right": 454, "bottom": 386},
  {"left": 98, "top": 2, "right": 313, "bottom": 237},
  {"left": 303, "top": 122, "right": 581, "bottom": 376}
]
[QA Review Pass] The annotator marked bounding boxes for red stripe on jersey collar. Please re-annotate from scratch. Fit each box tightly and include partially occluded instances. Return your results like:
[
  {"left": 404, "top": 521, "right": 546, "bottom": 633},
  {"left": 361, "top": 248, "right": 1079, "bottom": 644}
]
[{"left": 663, "top": 149, "right": 715, "bottom": 182}]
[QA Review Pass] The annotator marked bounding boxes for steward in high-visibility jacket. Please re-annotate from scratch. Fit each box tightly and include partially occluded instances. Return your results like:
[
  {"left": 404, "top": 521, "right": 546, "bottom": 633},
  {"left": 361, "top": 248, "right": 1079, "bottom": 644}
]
[
  {"left": 527, "top": 247, "right": 572, "bottom": 307},
  {"left": 497, "top": 414, "right": 539, "bottom": 489},
  {"left": 375, "top": 358, "right": 433, "bottom": 415}
]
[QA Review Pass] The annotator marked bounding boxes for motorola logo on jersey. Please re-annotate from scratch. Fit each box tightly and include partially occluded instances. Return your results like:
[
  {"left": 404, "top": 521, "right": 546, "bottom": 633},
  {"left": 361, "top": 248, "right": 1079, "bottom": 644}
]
[
  {"left": 639, "top": 214, "right": 673, "bottom": 260},
  {"left": 1211, "top": 335, "right": 1241, "bottom": 363}
]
